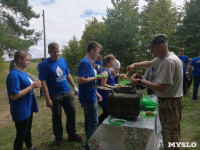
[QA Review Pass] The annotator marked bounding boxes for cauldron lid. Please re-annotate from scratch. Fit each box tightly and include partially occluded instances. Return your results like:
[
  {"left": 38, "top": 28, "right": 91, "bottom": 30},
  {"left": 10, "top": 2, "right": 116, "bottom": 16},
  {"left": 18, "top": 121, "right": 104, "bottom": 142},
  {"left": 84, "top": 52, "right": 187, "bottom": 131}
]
[
  {"left": 118, "top": 86, "right": 133, "bottom": 90},
  {"left": 94, "top": 86, "right": 113, "bottom": 91}
]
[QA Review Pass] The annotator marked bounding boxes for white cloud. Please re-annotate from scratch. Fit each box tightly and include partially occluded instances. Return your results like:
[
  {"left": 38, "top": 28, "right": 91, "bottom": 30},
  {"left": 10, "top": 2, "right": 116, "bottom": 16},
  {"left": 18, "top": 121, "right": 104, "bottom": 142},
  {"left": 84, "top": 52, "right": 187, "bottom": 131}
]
[{"left": 6, "top": 0, "right": 185, "bottom": 60}]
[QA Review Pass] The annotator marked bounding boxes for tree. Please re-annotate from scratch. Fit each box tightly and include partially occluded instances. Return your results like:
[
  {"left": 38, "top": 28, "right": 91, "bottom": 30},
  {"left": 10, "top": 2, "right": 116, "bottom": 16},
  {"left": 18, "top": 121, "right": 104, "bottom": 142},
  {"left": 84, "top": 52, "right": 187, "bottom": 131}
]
[
  {"left": 80, "top": 17, "right": 107, "bottom": 56},
  {"left": 0, "top": 0, "right": 41, "bottom": 58},
  {"left": 103, "top": 0, "right": 140, "bottom": 70},
  {"left": 61, "top": 36, "right": 83, "bottom": 74},
  {"left": 176, "top": 0, "right": 200, "bottom": 57},
  {"left": 140, "top": 0, "right": 181, "bottom": 58}
]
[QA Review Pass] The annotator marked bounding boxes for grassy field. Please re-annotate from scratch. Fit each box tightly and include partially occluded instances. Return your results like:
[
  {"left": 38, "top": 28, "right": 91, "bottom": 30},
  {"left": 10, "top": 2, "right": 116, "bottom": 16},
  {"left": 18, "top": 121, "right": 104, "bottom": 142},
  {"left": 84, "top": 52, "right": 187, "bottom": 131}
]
[{"left": 0, "top": 62, "right": 200, "bottom": 150}]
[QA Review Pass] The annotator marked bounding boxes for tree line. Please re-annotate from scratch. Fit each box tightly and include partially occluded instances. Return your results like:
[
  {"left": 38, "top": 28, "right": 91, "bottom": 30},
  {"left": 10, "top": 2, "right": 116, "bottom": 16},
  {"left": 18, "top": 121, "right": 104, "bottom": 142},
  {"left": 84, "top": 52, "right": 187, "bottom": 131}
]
[
  {"left": 1, "top": 0, "right": 200, "bottom": 74},
  {"left": 62, "top": 0, "right": 200, "bottom": 74}
]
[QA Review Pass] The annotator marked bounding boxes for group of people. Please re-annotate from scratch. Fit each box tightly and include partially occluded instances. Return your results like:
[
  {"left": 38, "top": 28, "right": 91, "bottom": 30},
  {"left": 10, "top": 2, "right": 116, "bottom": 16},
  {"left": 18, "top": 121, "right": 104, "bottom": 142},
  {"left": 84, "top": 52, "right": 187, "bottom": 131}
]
[
  {"left": 6, "top": 33, "right": 200, "bottom": 150},
  {"left": 177, "top": 48, "right": 200, "bottom": 102}
]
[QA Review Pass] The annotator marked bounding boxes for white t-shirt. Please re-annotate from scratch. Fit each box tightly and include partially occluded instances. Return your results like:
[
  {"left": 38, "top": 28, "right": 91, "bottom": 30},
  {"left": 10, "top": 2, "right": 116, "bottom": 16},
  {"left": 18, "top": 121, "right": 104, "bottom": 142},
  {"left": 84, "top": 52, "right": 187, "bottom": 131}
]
[
  {"left": 114, "top": 59, "right": 121, "bottom": 76},
  {"left": 150, "top": 52, "right": 183, "bottom": 98}
]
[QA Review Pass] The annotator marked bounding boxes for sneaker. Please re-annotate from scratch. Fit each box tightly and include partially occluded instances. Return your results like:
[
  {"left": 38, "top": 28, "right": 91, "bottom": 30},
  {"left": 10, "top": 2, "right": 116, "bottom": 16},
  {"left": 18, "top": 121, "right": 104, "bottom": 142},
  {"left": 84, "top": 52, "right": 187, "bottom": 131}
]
[
  {"left": 56, "top": 139, "right": 64, "bottom": 147},
  {"left": 68, "top": 134, "right": 82, "bottom": 142}
]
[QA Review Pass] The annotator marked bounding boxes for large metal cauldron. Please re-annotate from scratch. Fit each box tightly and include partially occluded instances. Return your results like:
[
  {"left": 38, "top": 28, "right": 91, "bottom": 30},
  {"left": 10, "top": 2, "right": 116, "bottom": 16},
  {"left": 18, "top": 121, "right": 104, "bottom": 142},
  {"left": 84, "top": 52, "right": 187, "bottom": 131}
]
[{"left": 96, "top": 86, "right": 143, "bottom": 120}]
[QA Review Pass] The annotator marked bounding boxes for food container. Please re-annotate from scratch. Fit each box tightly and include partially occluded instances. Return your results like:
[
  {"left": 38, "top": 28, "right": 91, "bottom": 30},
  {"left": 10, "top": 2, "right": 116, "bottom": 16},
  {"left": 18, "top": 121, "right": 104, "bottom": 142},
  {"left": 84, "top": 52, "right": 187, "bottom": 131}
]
[{"left": 95, "top": 86, "right": 143, "bottom": 120}]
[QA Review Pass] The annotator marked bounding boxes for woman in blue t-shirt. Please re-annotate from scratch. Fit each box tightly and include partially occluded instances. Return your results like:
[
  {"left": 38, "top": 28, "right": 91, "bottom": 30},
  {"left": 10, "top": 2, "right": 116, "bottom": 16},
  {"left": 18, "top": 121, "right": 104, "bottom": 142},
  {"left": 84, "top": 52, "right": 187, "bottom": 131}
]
[
  {"left": 6, "top": 50, "right": 41, "bottom": 150},
  {"left": 97, "top": 54, "right": 116, "bottom": 125}
]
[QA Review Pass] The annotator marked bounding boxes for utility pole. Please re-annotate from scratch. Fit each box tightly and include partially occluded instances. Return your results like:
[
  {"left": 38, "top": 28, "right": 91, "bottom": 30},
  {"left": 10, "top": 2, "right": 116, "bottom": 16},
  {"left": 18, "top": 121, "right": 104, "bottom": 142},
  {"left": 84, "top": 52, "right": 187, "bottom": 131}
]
[{"left": 42, "top": 10, "right": 46, "bottom": 59}]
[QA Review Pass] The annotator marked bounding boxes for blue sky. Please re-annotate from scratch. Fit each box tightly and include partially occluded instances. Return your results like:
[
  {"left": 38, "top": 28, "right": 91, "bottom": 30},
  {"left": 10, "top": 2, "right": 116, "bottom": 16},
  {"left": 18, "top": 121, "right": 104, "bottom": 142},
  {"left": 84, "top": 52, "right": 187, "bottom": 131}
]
[{"left": 6, "top": 0, "right": 185, "bottom": 60}]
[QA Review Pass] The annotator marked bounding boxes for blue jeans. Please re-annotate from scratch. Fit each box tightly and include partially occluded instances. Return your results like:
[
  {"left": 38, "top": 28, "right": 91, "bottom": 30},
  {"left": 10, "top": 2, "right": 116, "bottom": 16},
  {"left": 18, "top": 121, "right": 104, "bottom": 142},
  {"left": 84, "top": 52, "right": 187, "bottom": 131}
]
[
  {"left": 82, "top": 102, "right": 98, "bottom": 150},
  {"left": 192, "top": 77, "right": 200, "bottom": 100}
]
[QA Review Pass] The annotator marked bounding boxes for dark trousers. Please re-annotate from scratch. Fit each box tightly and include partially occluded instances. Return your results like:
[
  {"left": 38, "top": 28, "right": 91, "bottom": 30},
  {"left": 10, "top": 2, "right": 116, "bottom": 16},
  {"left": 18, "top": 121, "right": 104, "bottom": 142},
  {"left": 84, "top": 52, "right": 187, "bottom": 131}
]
[
  {"left": 39, "top": 87, "right": 43, "bottom": 97},
  {"left": 186, "top": 76, "right": 193, "bottom": 88},
  {"left": 183, "top": 73, "right": 187, "bottom": 94},
  {"left": 14, "top": 114, "right": 33, "bottom": 150},
  {"left": 192, "top": 77, "right": 200, "bottom": 100},
  {"left": 98, "top": 107, "right": 109, "bottom": 125},
  {"left": 114, "top": 75, "right": 119, "bottom": 84},
  {"left": 50, "top": 91, "right": 76, "bottom": 140}
]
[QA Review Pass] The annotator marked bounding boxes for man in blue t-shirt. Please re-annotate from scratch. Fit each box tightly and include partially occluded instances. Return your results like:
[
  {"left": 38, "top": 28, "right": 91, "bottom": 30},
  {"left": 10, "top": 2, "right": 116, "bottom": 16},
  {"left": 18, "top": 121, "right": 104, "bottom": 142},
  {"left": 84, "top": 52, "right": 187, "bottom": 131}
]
[
  {"left": 77, "top": 41, "right": 103, "bottom": 150},
  {"left": 94, "top": 54, "right": 103, "bottom": 70},
  {"left": 178, "top": 48, "right": 189, "bottom": 94},
  {"left": 39, "top": 42, "right": 82, "bottom": 147},
  {"left": 37, "top": 57, "right": 45, "bottom": 97},
  {"left": 190, "top": 56, "right": 200, "bottom": 101}
]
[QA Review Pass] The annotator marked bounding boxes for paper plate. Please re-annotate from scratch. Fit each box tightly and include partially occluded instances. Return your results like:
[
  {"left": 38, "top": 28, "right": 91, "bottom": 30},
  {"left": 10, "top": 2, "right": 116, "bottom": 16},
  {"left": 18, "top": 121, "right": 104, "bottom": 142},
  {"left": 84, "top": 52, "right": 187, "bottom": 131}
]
[
  {"left": 119, "top": 80, "right": 131, "bottom": 84},
  {"left": 140, "top": 111, "right": 156, "bottom": 118},
  {"left": 97, "top": 74, "right": 108, "bottom": 77},
  {"left": 109, "top": 118, "right": 126, "bottom": 125}
]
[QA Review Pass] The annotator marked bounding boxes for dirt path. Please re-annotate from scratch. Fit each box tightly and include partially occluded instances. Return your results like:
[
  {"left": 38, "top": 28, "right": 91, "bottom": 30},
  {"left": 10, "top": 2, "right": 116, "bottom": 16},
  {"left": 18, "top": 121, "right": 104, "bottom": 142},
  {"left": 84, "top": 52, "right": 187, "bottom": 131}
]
[{"left": 0, "top": 86, "right": 12, "bottom": 125}]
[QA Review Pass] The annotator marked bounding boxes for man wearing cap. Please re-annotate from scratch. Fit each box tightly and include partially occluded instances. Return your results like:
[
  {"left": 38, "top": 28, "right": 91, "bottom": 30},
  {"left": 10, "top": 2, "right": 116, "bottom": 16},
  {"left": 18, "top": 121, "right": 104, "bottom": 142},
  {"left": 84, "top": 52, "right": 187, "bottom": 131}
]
[
  {"left": 178, "top": 48, "right": 189, "bottom": 94},
  {"left": 127, "top": 34, "right": 183, "bottom": 150}
]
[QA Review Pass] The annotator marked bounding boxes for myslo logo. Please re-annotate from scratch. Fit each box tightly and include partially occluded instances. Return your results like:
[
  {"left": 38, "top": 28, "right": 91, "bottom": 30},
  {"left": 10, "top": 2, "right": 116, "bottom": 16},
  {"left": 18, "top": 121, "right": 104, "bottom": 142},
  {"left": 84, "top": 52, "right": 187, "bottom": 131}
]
[{"left": 168, "top": 142, "right": 197, "bottom": 148}]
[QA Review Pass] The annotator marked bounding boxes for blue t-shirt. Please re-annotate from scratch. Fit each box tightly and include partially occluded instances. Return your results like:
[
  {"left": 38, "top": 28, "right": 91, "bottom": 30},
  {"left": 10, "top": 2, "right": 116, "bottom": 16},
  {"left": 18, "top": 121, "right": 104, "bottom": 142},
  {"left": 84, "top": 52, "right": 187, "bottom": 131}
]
[
  {"left": 178, "top": 55, "right": 189, "bottom": 73},
  {"left": 97, "top": 68, "right": 115, "bottom": 107},
  {"left": 37, "top": 62, "right": 42, "bottom": 71},
  {"left": 78, "top": 57, "right": 97, "bottom": 104},
  {"left": 94, "top": 59, "right": 103, "bottom": 70},
  {"left": 6, "top": 69, "right": 38, "bottom": 122},
  {"left": 190, "top": 57, "right": 200, "bottom": 77},
  {"left": 39, "top": 57, "right": 71, "bottom": 95}
]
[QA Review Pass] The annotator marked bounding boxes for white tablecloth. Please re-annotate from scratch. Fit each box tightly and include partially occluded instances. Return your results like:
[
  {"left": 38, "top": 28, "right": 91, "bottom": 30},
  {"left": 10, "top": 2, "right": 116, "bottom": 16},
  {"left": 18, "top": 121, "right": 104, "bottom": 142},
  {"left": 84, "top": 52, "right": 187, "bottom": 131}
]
[{"left": 88, "top": 113, "right": 163, "bottom": 150}]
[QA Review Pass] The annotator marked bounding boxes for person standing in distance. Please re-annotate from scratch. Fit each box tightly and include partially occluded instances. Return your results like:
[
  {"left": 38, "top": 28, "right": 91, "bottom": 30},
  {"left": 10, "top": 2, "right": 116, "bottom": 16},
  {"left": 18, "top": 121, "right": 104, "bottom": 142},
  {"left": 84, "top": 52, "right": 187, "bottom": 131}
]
[
  {"left": 178, "top": 48, "right": 189, "bottom": 94},
  {"left": 113, "top": 59, "right": 121, "bottom": 84},
  {"left": 77, "top": 41, "right": 104, "bottom": 150},
  {"left": 127, "top": 34, "right": 183, "bottom": 150},
  {"left": 6, "top": 50, "right": 41, "bottom": 150},
  {"left": 190, "top": 56, "right": 200, "bottom": 102},
  {"left": 39, "top": 42, "right": 82, "bottom": 147}
]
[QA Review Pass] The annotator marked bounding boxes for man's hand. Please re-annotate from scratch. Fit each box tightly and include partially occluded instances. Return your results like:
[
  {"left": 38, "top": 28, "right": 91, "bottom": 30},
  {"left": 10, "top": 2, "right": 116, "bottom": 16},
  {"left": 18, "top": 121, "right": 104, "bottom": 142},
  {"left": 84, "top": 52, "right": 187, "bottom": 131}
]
[
  {"left": 46, "top": 99, "right": 53, "bottom": 108},
  {"left": 128, "top": 79, "right": 141, "bottom": 86},
  {"left": 97, "top": 92, "right": 102, "bottom": 102},
  {"left": 126, "top": 64, "right": 134, "bottom": 73},
  {"left": 74, "top": 86, "right": 79, "bottom": 95}
]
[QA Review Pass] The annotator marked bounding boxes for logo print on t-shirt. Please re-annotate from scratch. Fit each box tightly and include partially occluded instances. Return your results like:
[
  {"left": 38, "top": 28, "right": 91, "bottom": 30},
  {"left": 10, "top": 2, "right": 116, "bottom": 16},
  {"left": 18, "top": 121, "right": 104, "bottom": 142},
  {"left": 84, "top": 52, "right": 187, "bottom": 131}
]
[
  {"left": 56, "top": 66, "right": 66, "bottom": 82},
  {"left": 28, "top": 77, "right": 34, "bottom": 94},
  {"left": 28, "top": 77, "right": 33, "bottom": 84},
  {"left": 56, "top": 66, "right": 63, "bottom": 77}
]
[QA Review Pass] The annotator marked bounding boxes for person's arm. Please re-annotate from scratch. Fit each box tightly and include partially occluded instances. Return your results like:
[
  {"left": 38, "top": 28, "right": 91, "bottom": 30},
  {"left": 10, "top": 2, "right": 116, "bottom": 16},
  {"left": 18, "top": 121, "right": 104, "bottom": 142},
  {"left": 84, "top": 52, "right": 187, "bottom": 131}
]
[
  {"left": 77, "top": 76, "right": 97, "bottom": 84},
  {"left": 41, "top": 80, "right": 53, "bottom": 108},
  {"left": 97, "top": 92, "right": 102, "bottom": 102},
  {"left": 186, "top": 62, "right": 189, "bottom": 74},
  {"left": 130, "top": 74, "right": 136, "bottom": 80},
  {"left": 127, "top": 61, "right": 151, "bottom": 73},
  {"left": 67, "top": 74, "right": 76, "bottom": 87},
  {"left": 100, "top": 77, "right": 115, "bottom": 88},
  {"left": 77, "top": 75, "right": 105, "bottom": 84},
  {"left": 10, "top": 81, "right": 41, "bottom": 101},
  {"left": 130, "top": 79, "right": 168, "bottom": 93},
  {"left": 67, "top": 74, "right": 79, "bottom": 95}
]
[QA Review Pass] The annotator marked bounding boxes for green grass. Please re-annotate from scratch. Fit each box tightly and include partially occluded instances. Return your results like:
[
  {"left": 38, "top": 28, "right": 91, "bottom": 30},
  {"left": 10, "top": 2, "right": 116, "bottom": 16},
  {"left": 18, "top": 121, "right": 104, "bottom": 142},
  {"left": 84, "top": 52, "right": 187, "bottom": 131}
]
[{"left": 0, "top": 63, "right": 200, "bottom": 150}]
